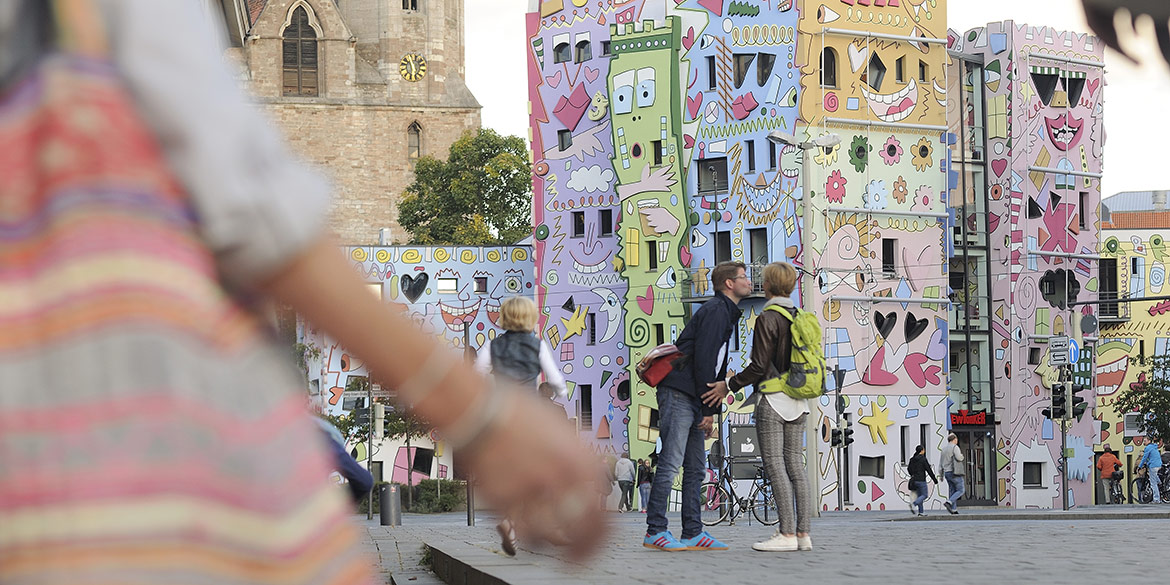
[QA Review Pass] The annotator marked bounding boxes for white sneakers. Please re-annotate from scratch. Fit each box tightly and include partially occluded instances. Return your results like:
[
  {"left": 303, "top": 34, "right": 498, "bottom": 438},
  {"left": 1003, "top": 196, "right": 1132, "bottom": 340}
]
[
  {"left": 752, "top": 533, "right": 798, "bottom": 552},
  {"left": 797, "top": 535, "right": 813, "bottom": 551}
]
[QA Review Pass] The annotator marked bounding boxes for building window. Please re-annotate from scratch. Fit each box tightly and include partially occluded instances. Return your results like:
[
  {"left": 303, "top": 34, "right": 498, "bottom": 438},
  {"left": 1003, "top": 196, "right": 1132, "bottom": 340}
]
[
  {"left": 411, "top": 447, "right": 434, "bottom": 475},
  {"left": 858, "top": 455, "right": 885, "bottom": 478},
  {"left": 821, "top": 48, "right": 837, "bottom": 88},
  {"left": 282, "top": 6, "right": 318, "bottom": 96},
  {"left": 558, "top": 129, "right": 573, "bottom": 151},
  {"left": 1125, "top": 413, "right": 1145, "bottom": 437},
  {"left": 654, "top": 323, "right": 665, "bottom": 346},
  {"left": 647, "top": 240, "right": 658, "bottom": 271},
  {"left": 474, "top": 276, "right": 488, "bottom": 294},
  {"left": 579, "top": 384, "right": 593, "bottom": 430},
  {"left": 895, "top": 56, "right": 905, "bottom": 83},
  {"left": 749, "top": 228, "right": 768, "bottom": 265},
  {"left": 600, "top": 41, "right": 611, "bottom": 56},
  {"left": 1022, "top": 462, "right": 1043, "bottom": 488},
  {"left": 408, "top": 121, "right": 422, "bottom": 160},
  {"left": 599, "top": 209, "right": 614, "bottom": 237},
  {"left": 882, "top": 238, "right": 897, "bottom": 277},
  {"left": 757, "top": 53, "right": 776, "bottom": 86},
  {"left": 768, "top": 140, "right": 777, "bottom": 171},
  {"left": 1028, "top": 347, "right": 1042, "bottom": 365},
  {"left": 746, "top": 140, "right": 756, "bottom": 173},
  {"left": 713, "top": 230, "right": 732, "bottom": 264},
  {"left": 588, "top": 313, "right": 597, "bottom": 345},
  {"left": 1100, "top": 258, "right": 1119, "bottom": 317},
  {"left": 652, "top": 140, "right": 663, "bottom": 166},
  {"left": 553, "top": 41, "right": 571, "bottom": 64},
  {"left": 733, "top": 53, "right": 755, "bottom": 89},
  {"left": 1066, "top": 76, "right": 1086, "bottom": 105},
  {"left": 918, "top": 60, "right": 929, "bottom": 83},
  {"left": 900, "top": 426, "right": 911, "bottom": 464},
  {"left": 436, "top": 277, "right": 458, "bottom": 294},
  {"left": 575, "top": 40, "right": 592, "bottom": 63},
  {"left": 1031, "top": 69, "right": 1059, "bottom": 106},
  {"left": 572, "top": 211, "right": 586, "bottom": 238},
  {"left": 402, "top": 0, "right": 417, "bottom": 9},
  {"left": 706, "top": 55, "right": 717, "bottom": 90},
  {"left": 865, "top": 53, "right": 887, "bottom": 91},
  {"left": 697, "top": 157, "right": 729, "bottom": 193},
  {"left": 1079, "top": 192, "right": 1088, "bottom": 229}
]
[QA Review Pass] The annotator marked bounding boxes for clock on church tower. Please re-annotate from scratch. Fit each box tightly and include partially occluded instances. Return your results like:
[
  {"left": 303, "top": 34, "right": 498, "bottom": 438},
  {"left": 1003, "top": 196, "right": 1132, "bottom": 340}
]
[{"left": 399, "top": 53, "right": 427, "bottom": 82}]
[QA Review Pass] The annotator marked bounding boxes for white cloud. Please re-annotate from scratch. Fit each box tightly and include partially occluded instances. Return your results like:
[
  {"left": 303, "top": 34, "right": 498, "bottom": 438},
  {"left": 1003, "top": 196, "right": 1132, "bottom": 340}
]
[{"left": 567, "top": 165, "right": 615, "bottom": 193}]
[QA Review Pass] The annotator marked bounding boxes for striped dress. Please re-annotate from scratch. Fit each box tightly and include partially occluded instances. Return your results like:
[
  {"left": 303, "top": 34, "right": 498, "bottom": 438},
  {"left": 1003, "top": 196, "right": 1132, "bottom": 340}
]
[{"left": 0, "top": 1, "right": 372, "bottom": 583}]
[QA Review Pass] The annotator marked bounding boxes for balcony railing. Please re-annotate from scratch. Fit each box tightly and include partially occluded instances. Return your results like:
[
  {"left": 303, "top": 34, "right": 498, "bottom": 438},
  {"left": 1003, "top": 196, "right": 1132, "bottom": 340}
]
[
  {"left": 680, "top": 262, "right": 768, "bottom": 301},
  {"left": 1098, "top": 291, "right": 1129, "bottom": 322}
]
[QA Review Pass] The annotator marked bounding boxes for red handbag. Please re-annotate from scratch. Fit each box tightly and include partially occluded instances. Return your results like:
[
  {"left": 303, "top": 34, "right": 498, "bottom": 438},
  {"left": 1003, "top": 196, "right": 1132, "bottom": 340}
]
[{"left": 636, "top": 344, "right": 684, "bottom": 387}]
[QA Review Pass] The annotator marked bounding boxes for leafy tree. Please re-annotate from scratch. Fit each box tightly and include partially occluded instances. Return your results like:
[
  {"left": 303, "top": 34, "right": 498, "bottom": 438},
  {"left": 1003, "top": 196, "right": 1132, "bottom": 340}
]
[
  {"left": 397, "top": 128, "right": 532, "bottom": 245},
  {"left": 1114, "top": 354, "right": 1170, "bottom": 441},
  {"left": 384, "top": 405, "right": 432, "bottom": 509}
]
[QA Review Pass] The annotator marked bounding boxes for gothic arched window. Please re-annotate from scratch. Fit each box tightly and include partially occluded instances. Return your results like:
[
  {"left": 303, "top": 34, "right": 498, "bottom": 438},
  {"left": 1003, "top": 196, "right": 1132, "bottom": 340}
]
[
  {"left": 282, "top": 7, "right": 318, "bottom": 96},
  {"left": 408, "top": 122, "right": 422, "bottom": 161},
  {"left": 821, "top": 47, "right": 838, "bottom": 88}
]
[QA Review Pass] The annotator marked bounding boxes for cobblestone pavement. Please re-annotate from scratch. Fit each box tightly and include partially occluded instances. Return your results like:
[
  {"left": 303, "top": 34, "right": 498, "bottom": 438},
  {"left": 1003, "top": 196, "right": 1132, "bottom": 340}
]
[{"left": 361, "top": 507, "right": 1169, "bottom": 585}]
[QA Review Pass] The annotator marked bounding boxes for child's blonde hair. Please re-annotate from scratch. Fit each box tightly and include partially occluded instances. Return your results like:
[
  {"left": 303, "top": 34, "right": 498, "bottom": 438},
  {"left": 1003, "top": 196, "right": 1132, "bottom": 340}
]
[{"left": 498, "top": 296, "right": 538, "bottom": 332}]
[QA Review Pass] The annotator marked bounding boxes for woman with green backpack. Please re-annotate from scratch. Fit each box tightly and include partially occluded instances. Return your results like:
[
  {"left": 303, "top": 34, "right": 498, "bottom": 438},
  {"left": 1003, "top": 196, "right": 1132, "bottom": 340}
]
[{"left": 706, "top": 262, "right": 818, "bottom": 552}]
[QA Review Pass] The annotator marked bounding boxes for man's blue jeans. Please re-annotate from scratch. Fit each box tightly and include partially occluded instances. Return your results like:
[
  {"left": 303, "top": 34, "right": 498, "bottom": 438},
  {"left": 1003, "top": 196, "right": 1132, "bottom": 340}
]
[
  {"left": 944, "top": 471, "right": 965, "bottom": 507},
  {"left": 645, "top": 387, "right": 706, "bottom": 539}
]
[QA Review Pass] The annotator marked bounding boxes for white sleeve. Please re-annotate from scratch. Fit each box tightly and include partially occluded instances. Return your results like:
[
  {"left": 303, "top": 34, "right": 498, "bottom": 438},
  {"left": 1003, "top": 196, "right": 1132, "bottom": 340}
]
[
  {"left": 474, "top": 340, "right": 493, "bottom": 376},
  {"left": 538, "top": 340, "right": 567, "bottom": 397},
  {"left": 102, "top": 0, "right": 333, "bottom": 290}
]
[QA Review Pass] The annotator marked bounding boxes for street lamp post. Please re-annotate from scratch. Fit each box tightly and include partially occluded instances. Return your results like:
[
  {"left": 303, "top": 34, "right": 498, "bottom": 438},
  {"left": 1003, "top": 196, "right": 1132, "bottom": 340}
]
[{"left": 767, "top": 130, "right": 841, "bottom": 516}]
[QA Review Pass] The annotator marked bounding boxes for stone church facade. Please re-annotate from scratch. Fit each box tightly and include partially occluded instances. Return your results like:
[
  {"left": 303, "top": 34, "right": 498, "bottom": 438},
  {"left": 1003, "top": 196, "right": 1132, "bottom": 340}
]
[{"left": 214, "top": 0, "right": 481, "bottom": 244}]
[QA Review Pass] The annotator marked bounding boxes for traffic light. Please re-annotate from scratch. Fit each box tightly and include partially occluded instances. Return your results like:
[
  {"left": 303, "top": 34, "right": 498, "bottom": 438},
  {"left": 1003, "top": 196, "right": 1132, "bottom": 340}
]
[
  {"left": 1070, "top": 384, "right": 1089, "bottom": 420},
  {"left": 842, "top": 418, "right": 855, "bottom": 447},
  {"left": 831, "top": 428, "right": 843, "bottom": 447},
  {"left": 1042, "top": 384, "right": 1068, "bottom": 420}
]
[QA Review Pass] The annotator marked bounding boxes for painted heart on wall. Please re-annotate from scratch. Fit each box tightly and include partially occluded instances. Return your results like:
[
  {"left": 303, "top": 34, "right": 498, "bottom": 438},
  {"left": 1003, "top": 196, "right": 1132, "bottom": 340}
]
[
  {"left": 873, "top": 311, "right": 897, "bottom": 340},
  {"left": 904, "top": 312, "right": 929, "bottom": 343},
  {"left": 401, "top": 272, "right": 429, "bottom": 303}
]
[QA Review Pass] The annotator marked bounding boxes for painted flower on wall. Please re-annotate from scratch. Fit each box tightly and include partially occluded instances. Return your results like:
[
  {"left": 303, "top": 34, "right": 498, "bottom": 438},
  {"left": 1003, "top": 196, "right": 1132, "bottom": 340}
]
[
  {"left": 814, "top": 142, "right": 840, "bottom": 167},
  {"left": 848, "top": 135, "right": 870, "bottom": 173},
  {"left": 880, "top": 136, "right": 903, "bottom": 165},
  {"left": 863, "top": 179, "right": 889, "bottom": 210},
  {"left": 914, "top": 184, "right": 935, "bottom": 210},
  {"left": 911, "top": 137, "right": 934, "bottom": 172},
  {"left": 892, "top": 176, "right": 908, "bottom": 204},
  {"left": 826, "top": 170, "right": 847, "bottom": 203}
]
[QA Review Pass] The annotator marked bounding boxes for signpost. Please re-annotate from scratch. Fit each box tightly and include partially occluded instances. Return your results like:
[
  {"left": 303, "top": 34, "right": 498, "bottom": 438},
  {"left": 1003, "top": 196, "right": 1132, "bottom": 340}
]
[{"left": 1048, "top": 336, "right": 1070, "bottom": 366}]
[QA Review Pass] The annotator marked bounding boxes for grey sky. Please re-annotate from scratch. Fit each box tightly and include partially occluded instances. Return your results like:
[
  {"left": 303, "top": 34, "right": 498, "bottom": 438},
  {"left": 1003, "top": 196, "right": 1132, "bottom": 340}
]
[{"left": 466, "top": 0, "right": 1170, "bottom": 197}]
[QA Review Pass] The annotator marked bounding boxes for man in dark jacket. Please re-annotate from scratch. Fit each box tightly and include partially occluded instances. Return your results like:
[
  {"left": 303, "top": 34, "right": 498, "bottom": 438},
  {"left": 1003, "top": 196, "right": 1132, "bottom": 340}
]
[{"left": 643, "top": 262, "right": 752, "bottom": 551}]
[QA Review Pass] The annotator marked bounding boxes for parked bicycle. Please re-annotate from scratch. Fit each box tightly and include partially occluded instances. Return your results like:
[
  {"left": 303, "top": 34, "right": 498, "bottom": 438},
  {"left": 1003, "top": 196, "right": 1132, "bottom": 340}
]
[{"left": 699, "top": 458, "right": 778, "bottom": 526}]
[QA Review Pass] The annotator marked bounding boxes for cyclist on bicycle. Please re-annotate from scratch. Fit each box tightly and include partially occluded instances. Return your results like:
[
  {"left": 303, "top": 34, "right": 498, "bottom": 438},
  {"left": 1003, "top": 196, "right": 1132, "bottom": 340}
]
[
  {"left": 1096, "top": 445, "right": 1122, "bottom": 504},
  {"left": 1138, "top": 440, "right": 1163, "bottom": 504}
]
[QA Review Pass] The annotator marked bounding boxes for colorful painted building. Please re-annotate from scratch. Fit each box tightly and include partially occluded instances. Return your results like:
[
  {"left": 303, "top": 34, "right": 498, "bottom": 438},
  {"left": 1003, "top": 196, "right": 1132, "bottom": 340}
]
[
  {"left": 524, "top": 1, "right": 1107, "bottom": 511},
  {"left": 950, "top": 21, "right": 1104, "bottom": 508},
  {"left": 1096, "top": 193, "right": 1170, "bottom": 503},
  {"left": 301, "top": 245, "right": 536, "bottom": 485}
]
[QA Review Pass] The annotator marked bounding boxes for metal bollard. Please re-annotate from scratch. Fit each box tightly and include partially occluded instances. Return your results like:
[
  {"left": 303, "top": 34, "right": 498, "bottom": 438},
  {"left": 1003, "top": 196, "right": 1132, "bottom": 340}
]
[{"left": 380, "top": 484, "right": 402, "bottom": 526}]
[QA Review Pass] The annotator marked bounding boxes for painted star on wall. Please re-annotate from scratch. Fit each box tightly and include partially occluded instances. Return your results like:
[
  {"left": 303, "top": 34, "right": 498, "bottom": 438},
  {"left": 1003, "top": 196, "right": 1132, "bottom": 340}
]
[{"left": 858, "top": 402, "right": 896, "bottom": 445}]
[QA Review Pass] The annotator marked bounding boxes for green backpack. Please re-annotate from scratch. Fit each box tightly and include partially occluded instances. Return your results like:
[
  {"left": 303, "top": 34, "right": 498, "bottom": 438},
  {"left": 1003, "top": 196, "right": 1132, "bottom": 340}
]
[{"left": 757, "top": 305, "right": 826, "bottom": 400}]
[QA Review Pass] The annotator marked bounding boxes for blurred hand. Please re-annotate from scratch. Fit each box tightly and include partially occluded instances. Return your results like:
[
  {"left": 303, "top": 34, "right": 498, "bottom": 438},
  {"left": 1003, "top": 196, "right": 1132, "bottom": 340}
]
[
  {"left": 460, "top": 390, "right": 608, "bottom": 560},
  {"left": 697, "top": 415, "right": 715, "bottom": 438},
  {"left": 701, "top": 380, "right": 729, "bottom": 407}
]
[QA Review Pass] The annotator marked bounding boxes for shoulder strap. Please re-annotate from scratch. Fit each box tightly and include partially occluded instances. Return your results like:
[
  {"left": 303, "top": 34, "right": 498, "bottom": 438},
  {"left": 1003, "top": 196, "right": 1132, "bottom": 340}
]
[{"left": 764, "top": 305, "right": 794, "bottom": 321}]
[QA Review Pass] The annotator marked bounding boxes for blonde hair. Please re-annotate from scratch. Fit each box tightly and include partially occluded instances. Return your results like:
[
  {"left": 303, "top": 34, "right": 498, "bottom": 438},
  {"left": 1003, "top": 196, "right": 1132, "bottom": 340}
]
[
  {"left": 762, "top": 262, "right": 797, "bottom": 297},
  {"left": 498, "top": 296, "right": 539, "bottom": 332}
]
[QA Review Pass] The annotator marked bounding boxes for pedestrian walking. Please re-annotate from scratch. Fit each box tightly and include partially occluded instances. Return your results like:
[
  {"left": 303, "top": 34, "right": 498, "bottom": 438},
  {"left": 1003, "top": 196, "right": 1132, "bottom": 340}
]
[
  {"left": 1097, "top": 446, "right": 1122, "bottom": 504},
  {"left": 1139, "top": 439, "right": 1163, "bottom": 503},
  {"left": 615, "top": 452, "right": 636, "bottom": 512},
  {"left": 709, "top": 262, "right": 813, "bottom": 552},
  {"left": 939, "top": 433, "right": 966, "bottom": 514},
  {"left": 637, "top": 458, "right": 654, "bottom": 513},
  {"left": 0, "top": 2, "right": 606, "bottom": 580},
  {"left": 643, "top": 261, "right": 751, "bottom": 551},
  {"left": 907, "top": 445, "right": 938, "bottom": 516},
  {"left": 473, "top": 296, "right": 569, "bottom": 555}
]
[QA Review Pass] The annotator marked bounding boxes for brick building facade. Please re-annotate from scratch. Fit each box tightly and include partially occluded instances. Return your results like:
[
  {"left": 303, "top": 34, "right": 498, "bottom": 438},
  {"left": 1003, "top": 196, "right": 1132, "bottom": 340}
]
[{"left": 214, "top": 0, "right": 481, "bottom": 244}]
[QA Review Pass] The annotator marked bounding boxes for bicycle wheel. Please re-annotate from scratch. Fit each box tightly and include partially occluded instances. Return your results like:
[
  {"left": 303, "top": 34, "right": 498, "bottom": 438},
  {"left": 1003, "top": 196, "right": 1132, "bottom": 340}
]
[
  {"left": 749, "top": 482, "right": 780, "bottom": 526},
  {"left": 700, "top": 482, "right": 732, "bottom": 526},
  {"left": 1132, "top": 478, "right": 1153, "bottom": 504}
]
